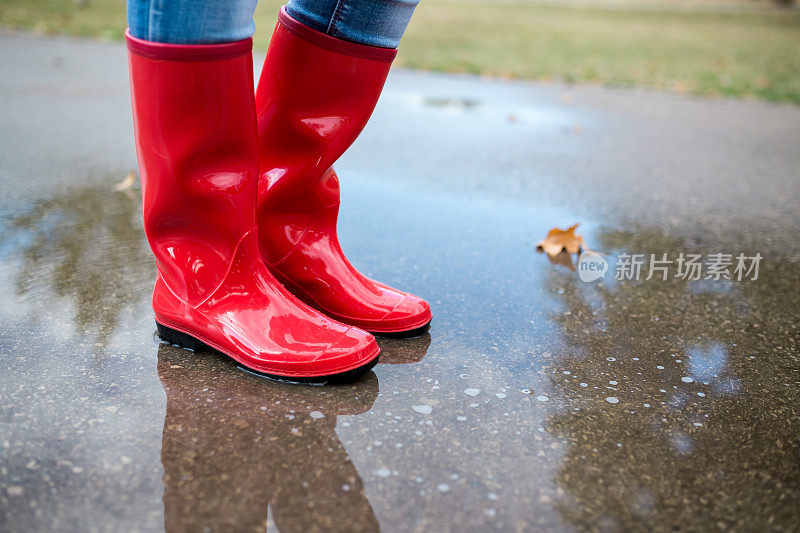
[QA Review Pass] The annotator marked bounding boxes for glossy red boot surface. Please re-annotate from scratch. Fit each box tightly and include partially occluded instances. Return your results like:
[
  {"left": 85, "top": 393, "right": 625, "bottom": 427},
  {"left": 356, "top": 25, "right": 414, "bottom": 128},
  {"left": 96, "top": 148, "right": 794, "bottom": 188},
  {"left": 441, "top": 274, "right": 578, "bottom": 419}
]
[
  {"left": 255, "top": 8, "right": 432, "bottom": 336},
  {"left": 126, "top": 31, "right": 379, "bottom": 381}
]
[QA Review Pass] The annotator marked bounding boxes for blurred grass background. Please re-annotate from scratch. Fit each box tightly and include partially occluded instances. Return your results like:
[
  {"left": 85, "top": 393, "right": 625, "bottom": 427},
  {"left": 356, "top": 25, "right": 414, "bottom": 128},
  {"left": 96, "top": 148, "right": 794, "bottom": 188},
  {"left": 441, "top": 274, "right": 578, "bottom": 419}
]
[{"left": 1, "top": 0, "right": 799, "bottom": 103}]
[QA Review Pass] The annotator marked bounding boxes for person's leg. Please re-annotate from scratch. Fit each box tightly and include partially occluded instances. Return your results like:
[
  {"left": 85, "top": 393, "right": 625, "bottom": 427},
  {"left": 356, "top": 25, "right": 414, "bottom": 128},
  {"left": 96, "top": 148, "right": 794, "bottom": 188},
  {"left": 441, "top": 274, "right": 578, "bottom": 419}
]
[
  {"left": 127, "top": 0, "right": 258, "bottom": 44},
  {"left": 286, "top": 0, "right": 420, "bottom": 48}
]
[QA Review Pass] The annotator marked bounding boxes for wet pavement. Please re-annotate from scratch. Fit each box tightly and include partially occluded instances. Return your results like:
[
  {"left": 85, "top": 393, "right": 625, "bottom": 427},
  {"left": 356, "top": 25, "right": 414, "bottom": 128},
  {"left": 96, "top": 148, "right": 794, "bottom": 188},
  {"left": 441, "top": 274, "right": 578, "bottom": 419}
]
[{"left": 1, "top": 32, "right": 799, "bottom": 532}]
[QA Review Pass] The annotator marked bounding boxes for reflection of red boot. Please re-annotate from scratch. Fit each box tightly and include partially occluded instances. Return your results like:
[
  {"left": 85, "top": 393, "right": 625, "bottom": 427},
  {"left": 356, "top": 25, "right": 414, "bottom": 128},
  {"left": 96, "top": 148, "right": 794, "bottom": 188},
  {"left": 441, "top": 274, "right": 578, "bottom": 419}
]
[
  {"left": 157, "top": 344, "right": 380, "bottom": 532},
  {"left": 126, "top": 32, "right": 379, "bottom": 382},
  {"left": 255, "top": 8, "right": 433, "bottom": 337}
]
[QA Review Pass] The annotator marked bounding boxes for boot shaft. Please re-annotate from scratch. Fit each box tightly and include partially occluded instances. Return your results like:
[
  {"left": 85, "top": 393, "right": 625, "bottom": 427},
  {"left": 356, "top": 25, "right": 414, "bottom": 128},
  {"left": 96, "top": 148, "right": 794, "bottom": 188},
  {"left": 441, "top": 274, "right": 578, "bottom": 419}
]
[
  {"left": 255, "top": 7, "right": 395, "bottom": 202},
  {"left": 127, "top": 33, "right": 259, "bottom": 305}
]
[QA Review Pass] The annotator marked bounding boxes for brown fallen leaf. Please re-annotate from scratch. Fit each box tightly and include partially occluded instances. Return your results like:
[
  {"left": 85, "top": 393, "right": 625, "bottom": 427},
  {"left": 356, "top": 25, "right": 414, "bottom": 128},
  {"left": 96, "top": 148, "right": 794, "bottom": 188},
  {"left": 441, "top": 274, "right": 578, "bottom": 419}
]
[
  {"left": 536, "top": 224, "right": 586, "bottom": 258},
  {"left": 115, "top": 171, "right": 137, "bottom": 191}
]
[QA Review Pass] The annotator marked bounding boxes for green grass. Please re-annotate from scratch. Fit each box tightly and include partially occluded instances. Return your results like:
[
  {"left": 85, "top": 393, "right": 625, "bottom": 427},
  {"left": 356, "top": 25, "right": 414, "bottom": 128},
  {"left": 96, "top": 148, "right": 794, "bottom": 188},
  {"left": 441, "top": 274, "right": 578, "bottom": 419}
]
[{"left": 1, "top": 0, "right": 799, "bottom": 103}]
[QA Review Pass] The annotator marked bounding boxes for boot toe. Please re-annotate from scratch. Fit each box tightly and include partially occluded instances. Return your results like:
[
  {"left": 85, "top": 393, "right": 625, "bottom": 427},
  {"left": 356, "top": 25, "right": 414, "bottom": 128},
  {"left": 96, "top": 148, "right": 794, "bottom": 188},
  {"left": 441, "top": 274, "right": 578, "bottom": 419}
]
[
  {"left": 372, "top": 293, "right": 432, "bottom": 334},
  {"left": 255, "top": 316, "right": 380, "bottom": 379}
]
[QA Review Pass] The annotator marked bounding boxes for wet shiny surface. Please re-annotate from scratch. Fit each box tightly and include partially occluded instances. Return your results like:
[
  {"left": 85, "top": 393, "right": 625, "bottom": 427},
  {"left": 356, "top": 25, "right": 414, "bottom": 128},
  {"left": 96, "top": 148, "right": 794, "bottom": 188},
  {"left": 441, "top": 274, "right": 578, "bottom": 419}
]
[{"left": 1, "top": 33, "right": 799, "bottom": 532}]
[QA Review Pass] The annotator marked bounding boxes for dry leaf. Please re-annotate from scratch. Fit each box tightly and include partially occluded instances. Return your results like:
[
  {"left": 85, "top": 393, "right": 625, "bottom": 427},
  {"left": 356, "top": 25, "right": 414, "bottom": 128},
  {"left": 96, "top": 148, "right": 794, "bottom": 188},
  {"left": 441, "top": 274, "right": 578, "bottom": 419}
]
[
  {"left": 115, "top": 171, "right": 137, "bottom": 191},
  {"left": 536, "top": 224, "right": 586, "bottom": 258}
]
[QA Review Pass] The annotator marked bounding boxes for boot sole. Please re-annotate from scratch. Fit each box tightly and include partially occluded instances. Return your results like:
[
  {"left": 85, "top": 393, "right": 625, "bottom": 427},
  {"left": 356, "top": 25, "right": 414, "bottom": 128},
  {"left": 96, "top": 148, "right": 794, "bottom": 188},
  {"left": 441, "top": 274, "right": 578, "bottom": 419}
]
[
  {"left": 370, "top": 321, "right": 432, "bottom": 339},
  {"left": 155, "top": 322, "right": 379, "bottom": 384}
]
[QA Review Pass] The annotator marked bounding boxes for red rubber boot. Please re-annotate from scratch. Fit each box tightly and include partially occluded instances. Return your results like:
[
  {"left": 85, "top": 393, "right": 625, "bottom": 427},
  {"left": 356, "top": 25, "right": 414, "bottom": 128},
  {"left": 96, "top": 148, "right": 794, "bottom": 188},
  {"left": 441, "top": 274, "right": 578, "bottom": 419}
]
[
  {"left": 126, "top": 31, "right": 379, "bottom": 382},
  {"left": 255, "top": 8, "right": 432, "bottom": 337}
]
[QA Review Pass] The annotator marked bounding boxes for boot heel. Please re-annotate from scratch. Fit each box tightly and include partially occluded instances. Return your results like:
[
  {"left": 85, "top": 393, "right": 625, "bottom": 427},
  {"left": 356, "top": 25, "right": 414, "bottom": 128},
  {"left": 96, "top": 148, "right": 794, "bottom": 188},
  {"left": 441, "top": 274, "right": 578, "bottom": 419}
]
[{"left": 156, "top": 322, "right": 210, "bottom": 352}]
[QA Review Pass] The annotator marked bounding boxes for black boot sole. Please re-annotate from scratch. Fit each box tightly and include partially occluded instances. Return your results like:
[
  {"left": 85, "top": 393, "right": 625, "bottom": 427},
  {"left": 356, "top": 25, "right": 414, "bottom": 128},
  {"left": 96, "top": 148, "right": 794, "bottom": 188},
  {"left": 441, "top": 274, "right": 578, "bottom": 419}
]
[
  {"left": 155, "top": 322, "right": 379, "bottom": 385},
  {"left": 370, "top": 321, "right": 431, "bottom": 339}
]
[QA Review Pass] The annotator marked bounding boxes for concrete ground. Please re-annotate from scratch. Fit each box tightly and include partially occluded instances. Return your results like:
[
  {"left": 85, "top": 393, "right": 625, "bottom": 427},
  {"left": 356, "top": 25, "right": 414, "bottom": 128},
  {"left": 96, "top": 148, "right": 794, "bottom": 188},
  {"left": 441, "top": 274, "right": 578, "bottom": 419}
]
[{"left": 0, "top": 32, "right": 798, "bottom": 532}]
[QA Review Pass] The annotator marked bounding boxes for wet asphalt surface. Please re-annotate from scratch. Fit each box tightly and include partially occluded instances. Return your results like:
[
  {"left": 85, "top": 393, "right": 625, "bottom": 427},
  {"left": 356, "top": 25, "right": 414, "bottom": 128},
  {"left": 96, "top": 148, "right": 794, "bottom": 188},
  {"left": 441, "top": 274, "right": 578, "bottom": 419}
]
[{"left": 1, "top": 32, "right": 799, "bottom": 532}]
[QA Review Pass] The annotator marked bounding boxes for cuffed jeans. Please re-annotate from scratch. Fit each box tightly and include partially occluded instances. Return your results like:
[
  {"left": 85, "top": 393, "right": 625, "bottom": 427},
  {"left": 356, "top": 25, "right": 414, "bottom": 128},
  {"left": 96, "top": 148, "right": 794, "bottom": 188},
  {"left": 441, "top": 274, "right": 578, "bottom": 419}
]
[{"left": 127, "top": 0, "right": 419, "bottom": 48}]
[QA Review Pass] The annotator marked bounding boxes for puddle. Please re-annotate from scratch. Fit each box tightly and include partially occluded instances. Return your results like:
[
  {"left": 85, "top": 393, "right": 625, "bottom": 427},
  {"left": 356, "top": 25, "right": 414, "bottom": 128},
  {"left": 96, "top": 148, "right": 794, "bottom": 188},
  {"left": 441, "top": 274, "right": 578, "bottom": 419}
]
[
  {"left": 1, "top": 175, "right": 798, "bottom": 532},
  {"left": 1, "top": 40, "right": 799, "bottom": 531}
]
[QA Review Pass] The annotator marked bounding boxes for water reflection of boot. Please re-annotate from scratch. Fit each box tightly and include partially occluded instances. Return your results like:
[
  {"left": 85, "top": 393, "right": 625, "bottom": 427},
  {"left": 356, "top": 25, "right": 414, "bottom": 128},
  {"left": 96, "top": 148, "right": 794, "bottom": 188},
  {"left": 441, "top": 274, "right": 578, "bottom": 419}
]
[
  {"left": 157, "top": 344, "right": 380, "bottom": 533},
  {"left": 375, "top": 334, "right": 431, "bottom": 365}
]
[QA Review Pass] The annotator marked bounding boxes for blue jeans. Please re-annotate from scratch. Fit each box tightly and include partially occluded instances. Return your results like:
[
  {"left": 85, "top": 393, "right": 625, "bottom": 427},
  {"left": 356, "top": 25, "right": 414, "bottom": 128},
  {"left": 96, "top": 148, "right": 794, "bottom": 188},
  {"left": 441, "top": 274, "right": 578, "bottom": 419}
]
[{"left": 127, "top": 0, "right": 419, "bottom": 48}]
